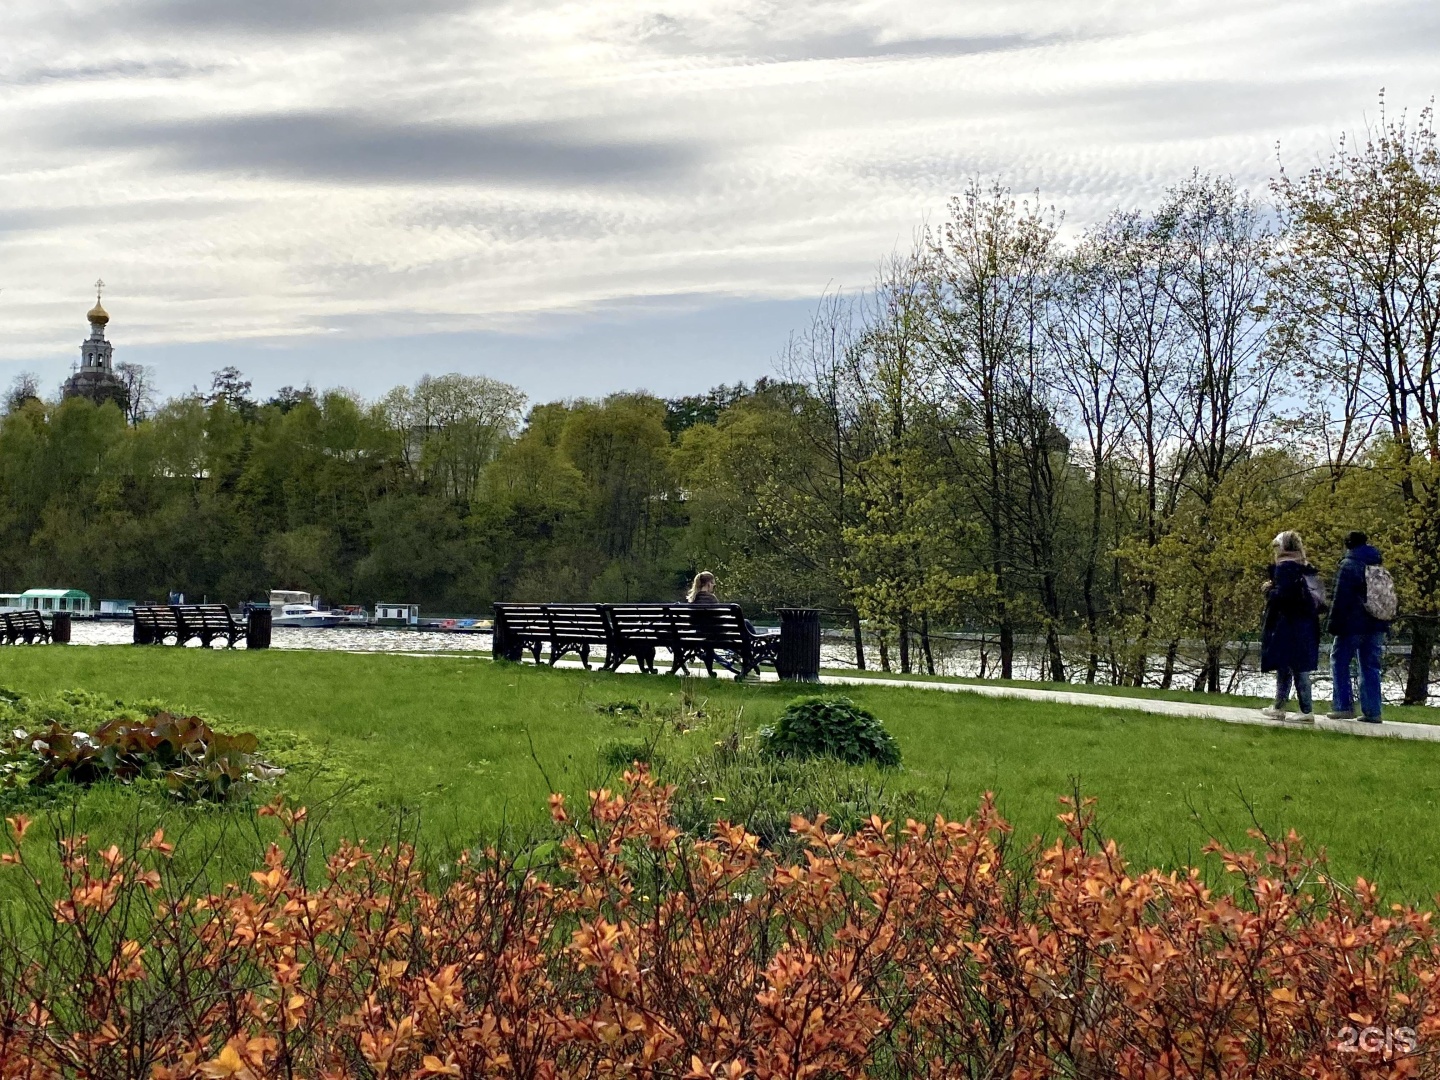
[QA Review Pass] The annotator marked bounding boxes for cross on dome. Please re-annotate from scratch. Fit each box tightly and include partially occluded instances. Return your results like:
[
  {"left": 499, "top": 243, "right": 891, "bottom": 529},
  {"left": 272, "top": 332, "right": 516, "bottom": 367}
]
[{"left": 87, "top": 278, "right": 109, "bottom": 326}]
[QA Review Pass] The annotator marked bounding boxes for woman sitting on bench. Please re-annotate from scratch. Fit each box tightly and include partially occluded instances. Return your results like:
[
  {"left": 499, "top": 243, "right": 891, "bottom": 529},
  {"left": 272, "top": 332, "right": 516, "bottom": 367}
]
[
  {"left": 686, "top": 571, "right": 772, "bottom": 637},
  {"left": 686, "top": 571, "right": 720, "bottom": 605}
]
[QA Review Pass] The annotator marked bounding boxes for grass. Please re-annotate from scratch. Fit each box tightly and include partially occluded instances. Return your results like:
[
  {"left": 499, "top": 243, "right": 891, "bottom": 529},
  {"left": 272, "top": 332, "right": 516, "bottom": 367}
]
[
  {"left": 825, "top": 666, "right": 1440, "bottom": 724},
  {"left": 3, "top": 647, "right": 1440, "bottom": 904}
]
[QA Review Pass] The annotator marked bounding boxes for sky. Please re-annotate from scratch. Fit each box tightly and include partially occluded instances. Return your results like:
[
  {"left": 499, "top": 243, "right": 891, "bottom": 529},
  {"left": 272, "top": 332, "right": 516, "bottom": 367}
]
[{"left": 2, "top": 0, "right": 1437, "bottom": 407}]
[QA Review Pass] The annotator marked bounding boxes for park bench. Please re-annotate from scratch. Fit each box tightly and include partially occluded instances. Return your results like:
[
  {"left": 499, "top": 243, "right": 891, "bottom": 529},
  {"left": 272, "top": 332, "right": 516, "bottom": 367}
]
[
  {"left": 492, "top": 604, "right": 614, "bottom": 667},
  {"left": 179, "top": 604, "right": 249, "bottom": 648},
  {"left": 133, "top": 606, "right": 182, "bottom": 645},
  {"left": 607, "top": 604, "right": 779, "bottom": 680},
  {"left": 133, "top": 605, "right": 248, "bottom": 648},
  {"left": 492, "top": 602, "right": 785, "bottom": 680},
  {"left": 0, "top": 611, "right": 53, "bottom": 645}
]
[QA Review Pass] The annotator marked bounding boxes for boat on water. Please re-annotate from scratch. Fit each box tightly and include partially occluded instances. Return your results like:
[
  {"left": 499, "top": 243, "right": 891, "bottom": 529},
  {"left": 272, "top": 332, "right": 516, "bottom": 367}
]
[
  {"left": 269, "top": 589, "right": 342, "bottom": 628},
  {"left": 331, "top": 604, "right": 370, "bottom": 626},
  {"left": 272, "top": 603, "right": 344, "bottom": 628}
]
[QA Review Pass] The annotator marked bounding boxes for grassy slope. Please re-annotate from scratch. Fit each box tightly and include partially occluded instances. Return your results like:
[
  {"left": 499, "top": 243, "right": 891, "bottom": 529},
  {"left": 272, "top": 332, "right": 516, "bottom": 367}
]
[{"left": 3, "top": 647, "right": 1440, "bottom": 902}]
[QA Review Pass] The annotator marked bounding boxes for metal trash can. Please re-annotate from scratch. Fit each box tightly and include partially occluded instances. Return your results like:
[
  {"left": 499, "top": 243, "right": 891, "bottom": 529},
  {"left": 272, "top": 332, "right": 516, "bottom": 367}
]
[
  {"left": 247, "top": 606, "right": 272, "bottom": 650},
  {"left": 776, "top": 608, "right": 822, "bottom": 682},
  {"left": 51, "top": 612, "right": 71, "bottom": 644}
]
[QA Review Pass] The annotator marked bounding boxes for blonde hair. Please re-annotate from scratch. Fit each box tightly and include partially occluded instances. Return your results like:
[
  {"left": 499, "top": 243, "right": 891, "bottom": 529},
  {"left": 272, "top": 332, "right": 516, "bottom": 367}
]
[
  {"left": 1272, "top": 530, "right": 1307, "bottom": 563},
  {"left": 687, "top": 571, "right": 716, "bottom": 602}
]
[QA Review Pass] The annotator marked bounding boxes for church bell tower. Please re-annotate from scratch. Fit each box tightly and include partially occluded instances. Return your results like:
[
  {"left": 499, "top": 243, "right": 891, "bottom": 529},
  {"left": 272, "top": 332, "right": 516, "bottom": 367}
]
[{"left": 62, "top": 280, "right": 127, "bottom": 410}]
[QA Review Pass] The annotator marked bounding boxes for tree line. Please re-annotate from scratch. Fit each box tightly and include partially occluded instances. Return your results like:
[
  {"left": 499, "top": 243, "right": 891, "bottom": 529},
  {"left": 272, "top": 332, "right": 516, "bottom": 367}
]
[{"left": 2, "top": 103, "right": 1437, "bottom": 701}]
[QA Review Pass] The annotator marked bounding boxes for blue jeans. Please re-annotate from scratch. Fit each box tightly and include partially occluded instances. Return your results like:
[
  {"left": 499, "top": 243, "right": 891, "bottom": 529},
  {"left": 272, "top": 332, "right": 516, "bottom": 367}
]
[
  {"left": 1274, "top": 669, "right": 1313, "bottom": 714},
  {"left": 1332, "top": 632, "right": 1386, "bottom": 719}
]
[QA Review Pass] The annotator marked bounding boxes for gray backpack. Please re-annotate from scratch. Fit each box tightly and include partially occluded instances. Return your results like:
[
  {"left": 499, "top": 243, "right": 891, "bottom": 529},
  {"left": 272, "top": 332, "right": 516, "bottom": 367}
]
[{"left": 1363, "top": 564, "right": 1399, "bottom": 622}]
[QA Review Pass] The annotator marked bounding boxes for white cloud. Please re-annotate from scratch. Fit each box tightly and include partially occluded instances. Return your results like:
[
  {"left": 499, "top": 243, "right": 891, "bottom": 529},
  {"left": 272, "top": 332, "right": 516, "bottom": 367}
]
[{"left": 1, "top": 0, "right": 1434, "bottom": 376}]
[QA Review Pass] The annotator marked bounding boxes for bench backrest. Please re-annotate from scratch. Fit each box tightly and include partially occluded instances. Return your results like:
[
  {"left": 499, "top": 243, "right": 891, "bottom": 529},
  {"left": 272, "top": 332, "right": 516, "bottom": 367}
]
[
  {"left": 8, "top": 611, "right": 46, "bottom": 629},
  {"left": 495, "top": 604, "right": 611, "bottom": 642},
  {"left": 606, "top": 604, "right": 749, "bottom": 647},
  {"left": 179, "top": 605, "right": 237, "bottom": 629},
  {"left": 666, "top": 604, "right": 748, "bottom": 645},
  {"left": 605, "top": 604, "right": 677, "bottom": 645},
  {"left": 134, "top": 606, "right": 181, "bottom": 628}
]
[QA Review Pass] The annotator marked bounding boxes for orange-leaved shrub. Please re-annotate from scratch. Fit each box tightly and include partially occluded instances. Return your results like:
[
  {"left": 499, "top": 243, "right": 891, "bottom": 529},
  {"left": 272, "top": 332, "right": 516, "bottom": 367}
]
[{"left": 0, "top": 769, "right": 1436, "bottom": 1078}]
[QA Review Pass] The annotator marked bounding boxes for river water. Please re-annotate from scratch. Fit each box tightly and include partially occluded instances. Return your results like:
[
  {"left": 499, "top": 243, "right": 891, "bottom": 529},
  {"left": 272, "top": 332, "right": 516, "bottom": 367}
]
[
  {"left": 67, "top": 620, "right": 496, "bottom": 654},
  {"left": 62, "top": 621, "right": 1430, "bottom": 706}
]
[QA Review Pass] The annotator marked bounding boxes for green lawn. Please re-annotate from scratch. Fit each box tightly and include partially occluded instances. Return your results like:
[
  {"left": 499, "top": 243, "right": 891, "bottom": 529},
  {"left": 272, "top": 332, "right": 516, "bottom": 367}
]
[{"left": 3, "top": 647, "right": 1440, "bottom": 904}]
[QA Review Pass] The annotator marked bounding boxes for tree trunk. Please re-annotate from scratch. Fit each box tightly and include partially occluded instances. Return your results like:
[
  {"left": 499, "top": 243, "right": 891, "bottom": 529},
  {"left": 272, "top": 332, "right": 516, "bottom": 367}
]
[
  {"left": 1046, "top": 623, "right": 1066, "bottom": 683},
  {"left": 878, "top": 633, "right": 891, "bottom": 673},
  {"left": 1040, "top": 573, "right": 1066, "bottom": 683},
  {"left": 1083, "top": 469, "right": 1102, "bottom": 683},
  {"left": 849, "top": 608, "right": 866, "bottom": 671},
  {"left": 1205, "top": 642, "right": 1222, "bottom": 695},
  {"left": 920, "top": 614, "right": 935, "bottom": 675},
  {"left": 1200, "top": 583, "right": 1221, "bottom": 692},
  {"left": 1159, "top": 639, "right": 1179, "bottom": 690},
  {"left": 998, "top": 607, "right": 1014, "bottom": 680},
  {"left": 898, "top": 613, "right": 911, "bottom": 674},
  {"left": 1404, "top": 620, "right": 1435, "bottom": 706},
  {"left": 1129, "top": 585, "right": 1157, "bottom": 687}
]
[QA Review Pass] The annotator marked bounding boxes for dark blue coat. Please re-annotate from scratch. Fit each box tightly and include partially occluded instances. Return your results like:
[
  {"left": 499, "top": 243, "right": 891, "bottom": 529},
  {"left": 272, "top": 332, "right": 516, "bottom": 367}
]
[
  {"left": 1261, "top": 560, "right": 1321, "bottom": 673},
  {"left": 1327, "top": 544, "right": 1389, "bottom": 636}
]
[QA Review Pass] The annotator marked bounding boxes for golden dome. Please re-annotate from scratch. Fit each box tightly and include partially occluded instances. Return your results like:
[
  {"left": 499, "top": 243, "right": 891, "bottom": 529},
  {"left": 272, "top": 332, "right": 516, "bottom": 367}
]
[{"left": 87, "top": 301, "right": 109, "bottom": 326}]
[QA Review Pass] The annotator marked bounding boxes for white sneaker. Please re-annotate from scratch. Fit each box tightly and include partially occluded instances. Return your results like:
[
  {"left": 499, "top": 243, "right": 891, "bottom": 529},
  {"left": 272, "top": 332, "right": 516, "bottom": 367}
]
[
  {"left": 1290, "top": 713, "right": 1316, "bottom": 724},
  {"left": 1261, "top": 706, "right": 1287, "bottom": 720}
]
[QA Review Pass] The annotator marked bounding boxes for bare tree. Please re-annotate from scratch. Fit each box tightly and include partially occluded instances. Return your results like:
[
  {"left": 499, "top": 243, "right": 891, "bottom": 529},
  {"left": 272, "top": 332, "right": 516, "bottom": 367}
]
[
  {"left": 1045, "top": 225, "right": 1139, "bottom": 681},
  {"left": 927, "top": 181, "right": 1059, "bottom": 680},
  {"left": 774, "top": 291, "right": 872, "bottom": 666},
  {"left": 4, "top": 372, "right": 41, "bottom": 415},
  {"left": 1094, "top": 212, "right": 1189, "bottom": 686},
  {"left": 116, "top": 362, "right": 156, "bottom": 425},
  {"left": 1154, "top": 173, "right": 1282, "bottom": 693}
]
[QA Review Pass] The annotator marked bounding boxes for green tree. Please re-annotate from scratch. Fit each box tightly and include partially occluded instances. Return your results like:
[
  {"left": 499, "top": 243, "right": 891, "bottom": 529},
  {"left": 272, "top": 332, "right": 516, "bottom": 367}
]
[{"left": 1276, "top": 102, "right": 1440, "bottom": 703}]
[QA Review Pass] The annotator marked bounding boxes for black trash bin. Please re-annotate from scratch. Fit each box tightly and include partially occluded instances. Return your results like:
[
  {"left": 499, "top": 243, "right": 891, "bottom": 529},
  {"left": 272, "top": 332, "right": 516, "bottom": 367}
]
[
  {"left": 776, "top": 608, "right": 821, "bottom": 682},
  {"left": 247, "top": 606, "right": 272, "bottom": 650},
  {"left": 491, "top": 605, "right": 523, "bottom": 661},
  {"left": 51, "top": 611, "right": 71, "bottom": 644}
]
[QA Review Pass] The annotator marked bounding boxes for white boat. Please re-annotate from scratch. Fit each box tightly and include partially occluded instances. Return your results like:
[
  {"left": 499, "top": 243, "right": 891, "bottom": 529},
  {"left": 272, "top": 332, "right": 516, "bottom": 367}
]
[{"left": 272, "top": 603, "right": 344, "bottom": 628}]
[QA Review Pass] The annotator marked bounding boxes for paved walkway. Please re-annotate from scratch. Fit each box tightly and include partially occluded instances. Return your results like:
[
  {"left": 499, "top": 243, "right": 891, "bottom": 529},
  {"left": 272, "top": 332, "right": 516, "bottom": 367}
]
[{"left": 817, "top": 674, "right": 1440, "bottom": 743}]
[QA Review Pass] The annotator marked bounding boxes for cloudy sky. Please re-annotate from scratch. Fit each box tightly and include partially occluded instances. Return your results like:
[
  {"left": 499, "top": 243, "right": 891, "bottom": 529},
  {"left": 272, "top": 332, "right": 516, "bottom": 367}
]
[{"left": 2, "top": 0, "right": 1436, "bottom": 405}]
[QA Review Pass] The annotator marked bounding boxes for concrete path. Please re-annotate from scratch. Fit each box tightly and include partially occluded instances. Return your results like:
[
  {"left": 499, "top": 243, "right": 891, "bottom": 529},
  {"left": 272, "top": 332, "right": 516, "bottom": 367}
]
[
  {"left": 816, "top": 674, "right": 1440, "bottom": 743},
  {"left": 403, "top": 651, "right": 1440, "bottom": 743}
]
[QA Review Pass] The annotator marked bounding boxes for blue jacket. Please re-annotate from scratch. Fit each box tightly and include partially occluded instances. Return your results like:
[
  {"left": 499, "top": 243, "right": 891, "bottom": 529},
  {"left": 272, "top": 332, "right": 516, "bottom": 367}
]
[
  {"left": 1327, "top": 545, "right": 1389, "bottom": 636},
  {"left": 1261, "top": 560, "right": 1321, "bottom": 673}
]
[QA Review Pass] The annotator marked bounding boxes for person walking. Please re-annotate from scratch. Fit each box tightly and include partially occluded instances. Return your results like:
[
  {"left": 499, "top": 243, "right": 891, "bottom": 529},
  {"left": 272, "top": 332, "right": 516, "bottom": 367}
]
[
  {"left": 1260, "top": 531, "right": 1324, "bottom": 723},
  {"left": 1326, "top": 531, "right": 1394, "bottom": 723}
]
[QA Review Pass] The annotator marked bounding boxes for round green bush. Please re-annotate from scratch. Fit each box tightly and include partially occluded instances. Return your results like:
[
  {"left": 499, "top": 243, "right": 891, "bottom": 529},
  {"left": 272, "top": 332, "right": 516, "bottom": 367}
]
[{"left": 760, "top": 696, "right": 901, "bottom": 767}]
